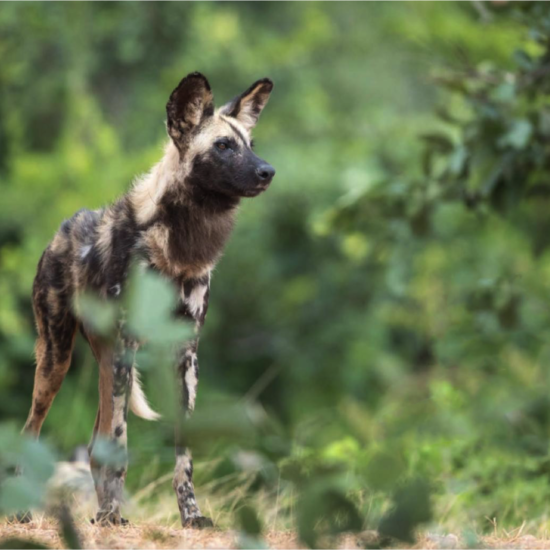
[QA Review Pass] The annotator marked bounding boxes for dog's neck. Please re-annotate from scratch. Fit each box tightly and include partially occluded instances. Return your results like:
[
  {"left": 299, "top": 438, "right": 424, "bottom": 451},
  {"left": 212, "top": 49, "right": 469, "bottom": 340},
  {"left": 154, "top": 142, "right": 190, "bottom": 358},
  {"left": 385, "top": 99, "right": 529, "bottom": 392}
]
[
  {"left": 130, "top": 141, "right": 187, "bottom": 226},
  {"left": 129, "top": 141, "right": 239, "bottom": 279},
  {"left": 130, "top": 141, "right": 239, "bottom": 222}
]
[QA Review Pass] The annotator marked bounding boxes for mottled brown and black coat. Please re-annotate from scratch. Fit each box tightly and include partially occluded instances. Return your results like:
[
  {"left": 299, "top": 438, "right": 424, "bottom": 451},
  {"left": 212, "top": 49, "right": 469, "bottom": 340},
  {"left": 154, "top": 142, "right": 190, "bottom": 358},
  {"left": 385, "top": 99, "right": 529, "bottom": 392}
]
[{"left": 23, "top": 72, "right": 275, "bottom": 527}]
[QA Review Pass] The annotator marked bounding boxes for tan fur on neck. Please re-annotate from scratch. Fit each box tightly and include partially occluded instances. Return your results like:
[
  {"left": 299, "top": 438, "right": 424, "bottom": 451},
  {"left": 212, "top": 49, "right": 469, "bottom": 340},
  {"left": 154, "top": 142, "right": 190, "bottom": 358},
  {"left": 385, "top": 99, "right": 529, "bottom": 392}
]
[{"left": 130, "top": 141, "right": 185, "bottom": 226}]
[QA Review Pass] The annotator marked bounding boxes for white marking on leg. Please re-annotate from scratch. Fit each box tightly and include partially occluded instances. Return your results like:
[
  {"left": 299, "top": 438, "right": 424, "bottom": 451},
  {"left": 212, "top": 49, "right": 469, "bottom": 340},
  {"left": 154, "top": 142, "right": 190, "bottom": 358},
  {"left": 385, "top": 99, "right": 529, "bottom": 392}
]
[
  {"left": 185, "top": 284, "right": 208, "bottom": 318},
  {"left": 184, "top": 353, "right": 198, "bottom": 411}
]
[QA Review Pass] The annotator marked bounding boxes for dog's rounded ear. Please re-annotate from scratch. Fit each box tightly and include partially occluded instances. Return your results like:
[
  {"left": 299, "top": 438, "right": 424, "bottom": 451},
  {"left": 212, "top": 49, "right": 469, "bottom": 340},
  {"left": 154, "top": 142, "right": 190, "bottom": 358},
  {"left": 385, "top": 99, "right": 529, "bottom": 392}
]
[
  {"left": 220, "top": 78, "right": 273, "bottom": 132},
  {"left": 166, "top": 72, "right": 214, "bottom": 145}
]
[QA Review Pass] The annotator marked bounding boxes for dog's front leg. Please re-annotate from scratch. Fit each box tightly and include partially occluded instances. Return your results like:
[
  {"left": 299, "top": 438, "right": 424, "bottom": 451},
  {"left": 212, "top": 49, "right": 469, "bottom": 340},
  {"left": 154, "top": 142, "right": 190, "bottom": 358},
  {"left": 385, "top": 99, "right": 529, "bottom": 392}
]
[
  {"left": 173, "top": 275, "right": 213, "bottom": 528},
  {"left": 173, "top": 340, "right": 213, "bottom": 528},
  {"left": 88, "top": 330, "right": 135, "bottom": 526}
]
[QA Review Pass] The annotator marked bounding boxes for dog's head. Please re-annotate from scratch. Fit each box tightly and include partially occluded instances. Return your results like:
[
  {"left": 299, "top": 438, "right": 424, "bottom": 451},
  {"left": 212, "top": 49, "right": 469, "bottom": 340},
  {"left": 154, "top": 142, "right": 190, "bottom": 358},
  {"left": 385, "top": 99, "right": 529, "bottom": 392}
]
[{"left": 166, "top": 72, "right": 275, "bottom": 200}]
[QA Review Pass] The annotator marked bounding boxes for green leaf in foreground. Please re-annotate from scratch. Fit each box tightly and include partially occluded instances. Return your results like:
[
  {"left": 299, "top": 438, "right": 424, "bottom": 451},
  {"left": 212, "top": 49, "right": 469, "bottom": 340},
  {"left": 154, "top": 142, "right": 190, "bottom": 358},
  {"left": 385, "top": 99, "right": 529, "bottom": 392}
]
[
  {"left": 239, "top": 504, "right": 263, "bottom": 536},
  {"left": 0, "top": 435, "right": 56, "bottom": 514},
  {"left": 297, "top": 480, "right": 363, "bottom": 548},
  {"left": 90, "top": 437, "right": 127, "bottom": 468},
  {"left": 238, "top": 534, "right": 268, "bottom": 550},
  {"left": 361, "top": 448, "right": 406, "bottom": 491},
  {"left": 378, "top": 478, "right": 432, "bottom": 543},
  {"left": 0, "top": 476, "right": 41, "bottom": 514},
  {"left": 125, "top": 267, "right": 192, "bottom": 346},
  {"left": 73, "top": 293, "right": 117, "bottom": 336}
]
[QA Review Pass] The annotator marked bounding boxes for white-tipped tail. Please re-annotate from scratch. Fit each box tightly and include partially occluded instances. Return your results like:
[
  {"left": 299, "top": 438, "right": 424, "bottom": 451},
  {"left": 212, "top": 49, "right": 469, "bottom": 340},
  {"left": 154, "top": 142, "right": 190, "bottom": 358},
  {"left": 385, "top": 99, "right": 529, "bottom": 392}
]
[{"left": 130, "top": 368, "right": 161, "bottom": 421}]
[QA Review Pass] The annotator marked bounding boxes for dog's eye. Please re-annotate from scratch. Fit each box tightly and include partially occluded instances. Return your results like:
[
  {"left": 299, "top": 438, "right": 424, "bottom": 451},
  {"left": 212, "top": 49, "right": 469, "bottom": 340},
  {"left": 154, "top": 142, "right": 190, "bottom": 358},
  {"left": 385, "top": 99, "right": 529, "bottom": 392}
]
[{"left": 216, "top": 141, "right": 229, "bottom": 151}]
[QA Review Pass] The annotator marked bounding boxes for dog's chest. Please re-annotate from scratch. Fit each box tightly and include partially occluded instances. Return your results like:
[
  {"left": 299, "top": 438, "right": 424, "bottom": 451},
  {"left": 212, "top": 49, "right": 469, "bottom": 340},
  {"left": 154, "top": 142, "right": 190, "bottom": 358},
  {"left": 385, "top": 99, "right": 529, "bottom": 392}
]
[{"left": 140, "top": 208, "right": 234, "bottom": 280}]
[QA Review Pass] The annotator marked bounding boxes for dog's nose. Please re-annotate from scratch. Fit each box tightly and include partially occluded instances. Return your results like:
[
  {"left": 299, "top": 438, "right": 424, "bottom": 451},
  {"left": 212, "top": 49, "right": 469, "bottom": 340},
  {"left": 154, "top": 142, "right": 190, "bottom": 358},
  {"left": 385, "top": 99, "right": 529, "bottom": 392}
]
[{"left": 256, "top": 164, "right": 275, "bottom": 183}]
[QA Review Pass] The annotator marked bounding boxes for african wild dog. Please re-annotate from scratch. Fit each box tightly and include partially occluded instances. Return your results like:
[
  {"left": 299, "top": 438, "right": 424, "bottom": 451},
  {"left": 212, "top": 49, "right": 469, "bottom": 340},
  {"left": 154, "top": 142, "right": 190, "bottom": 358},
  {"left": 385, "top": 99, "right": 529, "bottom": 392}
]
[{"left": 22, "top": 72, "right": 275, "bottom": 527}]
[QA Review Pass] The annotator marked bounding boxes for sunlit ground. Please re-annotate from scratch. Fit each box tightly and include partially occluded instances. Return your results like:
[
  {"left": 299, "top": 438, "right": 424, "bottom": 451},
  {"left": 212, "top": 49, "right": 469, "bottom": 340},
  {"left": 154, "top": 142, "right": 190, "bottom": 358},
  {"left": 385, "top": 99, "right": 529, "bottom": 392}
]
[
  {"left": 2, "top": 458, "right": 550, "bottom": 549},
  {"left": 2, "top": 516, "right": 550, "bottom": 549}
]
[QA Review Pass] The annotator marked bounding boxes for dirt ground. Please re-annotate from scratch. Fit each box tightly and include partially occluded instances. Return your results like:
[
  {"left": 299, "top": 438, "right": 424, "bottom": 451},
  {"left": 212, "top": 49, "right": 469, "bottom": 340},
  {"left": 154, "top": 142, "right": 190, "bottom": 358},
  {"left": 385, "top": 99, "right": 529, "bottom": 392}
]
[
  {"left": 2, "top": 519, "right": 550, "bottom": 550},
  {"left": 3, "top": 521, "right": 302, "bottom": 549}
]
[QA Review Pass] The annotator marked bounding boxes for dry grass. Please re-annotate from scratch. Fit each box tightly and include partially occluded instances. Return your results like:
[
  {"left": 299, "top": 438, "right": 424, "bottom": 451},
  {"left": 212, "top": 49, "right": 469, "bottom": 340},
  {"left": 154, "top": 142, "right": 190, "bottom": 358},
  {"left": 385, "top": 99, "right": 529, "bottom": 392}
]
[
  {"left": 0, "top": 517, "right": 341, "bottom": 550},
  {"left": 2, "top": 516, "right": 550, "bottom": 550},
  {"left": 1, "top": 517, "right": 239, "bottom": 549},
  {"left": 44, "top": 459, "right": 294, "bottom": 532},
  {"left": 4, "top": 463, "right": 550, "bottom": 549}
]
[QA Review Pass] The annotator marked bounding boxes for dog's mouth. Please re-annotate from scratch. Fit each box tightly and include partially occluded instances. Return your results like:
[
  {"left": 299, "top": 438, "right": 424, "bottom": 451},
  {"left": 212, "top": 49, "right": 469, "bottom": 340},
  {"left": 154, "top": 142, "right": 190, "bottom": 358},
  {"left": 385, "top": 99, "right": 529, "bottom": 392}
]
[{"left": 242, "top": 184, "right": 270, "bottom": 198}]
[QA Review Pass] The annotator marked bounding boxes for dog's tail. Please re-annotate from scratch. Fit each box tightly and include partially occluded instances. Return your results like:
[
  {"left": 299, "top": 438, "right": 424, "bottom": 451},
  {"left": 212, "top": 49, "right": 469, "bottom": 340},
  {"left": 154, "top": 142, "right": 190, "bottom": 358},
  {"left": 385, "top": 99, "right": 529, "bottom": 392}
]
[{"left": 130, "top": 368, "right": 161, "bottom": 421}]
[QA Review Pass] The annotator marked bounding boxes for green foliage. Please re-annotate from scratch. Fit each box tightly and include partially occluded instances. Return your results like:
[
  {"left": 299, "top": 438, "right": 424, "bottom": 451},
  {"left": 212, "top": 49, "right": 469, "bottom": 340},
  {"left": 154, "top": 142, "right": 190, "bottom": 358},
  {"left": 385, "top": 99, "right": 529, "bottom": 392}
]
[
  {"left": 2, "top": 2, "right": 550, "bottom": 545},
  {"left": 0, "top": 425, "right": 56, "bottom": 514},
  {"left": 297, "top": 478, "right": 364, "bottom": 548},
  {"left": 378, "top": 479, "right": 432, "bottom": 543},
  {"left": 125, "top": 268, "right": 192, "bottom": 346},
  {"left": 239, "top": 504, "right": 263, "bottom": 536}
]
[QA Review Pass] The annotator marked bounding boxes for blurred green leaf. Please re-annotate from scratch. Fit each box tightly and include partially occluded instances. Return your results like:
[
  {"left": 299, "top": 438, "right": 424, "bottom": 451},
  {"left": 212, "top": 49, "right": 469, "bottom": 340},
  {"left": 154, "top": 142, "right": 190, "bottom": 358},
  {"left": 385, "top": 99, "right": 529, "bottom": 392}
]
[
  {"left": 0, "top": 476, "right": 41, "bottom": 514},
  {"left": 498, "top": 119, "right": 532, "bottom": 150},
  {"left": 178, "top": 401, "right": 262, "bottom": 451},
  {"left": 378, "top": 479, "right": 432, "bottom": 543},
  {"left": 297, "top": 479, "right": 363, "bottom": 548},
  {"left": 90, "top": 437, "right": 126, "bottom": 469},
  {"left": 126, "top": 267, "right": 192, "bottom": 346},
  {"left": 239, "top": 504, "right": 263, "bottom": 536},
  {"left": 362, "top": 449, "right": 406, "bottom": 491},
  {"left": 420, "top": 133, "right": 454, "bottom": 153},
  {"left": 238, "top": 534, "right": 268, "bottom": 550},
  {"left": 73, "top": 293, "right": 118, "bottom": 336},
  {"left": 0, "top": 435, "right": 55, "bottom": 514},
  {"left": 19, "top": 439, "right": 56, "bottom": 485}
]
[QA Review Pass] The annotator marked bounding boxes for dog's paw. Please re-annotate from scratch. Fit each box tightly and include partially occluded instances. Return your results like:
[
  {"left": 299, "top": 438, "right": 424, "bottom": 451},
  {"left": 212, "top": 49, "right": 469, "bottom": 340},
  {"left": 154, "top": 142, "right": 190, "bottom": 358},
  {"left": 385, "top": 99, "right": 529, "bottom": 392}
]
[
  {"left": 182, "top": 516, "right": 214, "bottom": 529},
  {"left": 94, "top": 512, "right": 130, "bottom": 527}
]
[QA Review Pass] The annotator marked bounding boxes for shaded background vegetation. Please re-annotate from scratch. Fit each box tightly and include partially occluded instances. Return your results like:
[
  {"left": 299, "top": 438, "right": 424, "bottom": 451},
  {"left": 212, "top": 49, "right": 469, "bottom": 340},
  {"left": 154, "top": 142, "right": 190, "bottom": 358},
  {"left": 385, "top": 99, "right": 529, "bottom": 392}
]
[{"left": 2, "top": 1, "right": 550, "bottom": 545}]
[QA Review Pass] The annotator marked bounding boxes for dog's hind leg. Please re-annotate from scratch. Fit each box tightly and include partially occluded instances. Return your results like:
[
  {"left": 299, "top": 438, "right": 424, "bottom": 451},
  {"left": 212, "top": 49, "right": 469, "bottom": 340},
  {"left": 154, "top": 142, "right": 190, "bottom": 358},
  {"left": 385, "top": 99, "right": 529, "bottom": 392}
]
[
  {"left": 23, "top": 286, "right": 78, "bottom": 437},
  {"left": 18, "top": 282, "right": 77, "bottom": 523},
  {"left": 86, "top": 330, "right": 134, "bottom": 526}
]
